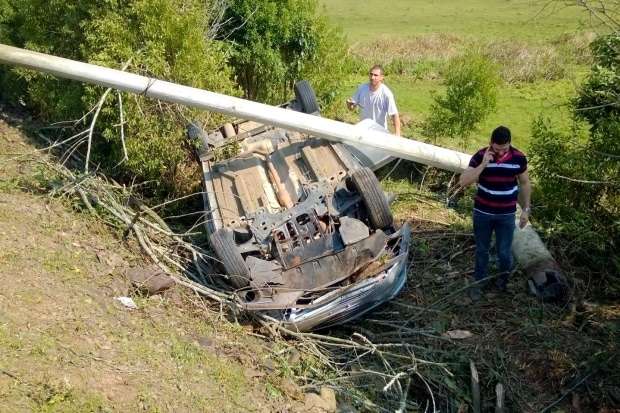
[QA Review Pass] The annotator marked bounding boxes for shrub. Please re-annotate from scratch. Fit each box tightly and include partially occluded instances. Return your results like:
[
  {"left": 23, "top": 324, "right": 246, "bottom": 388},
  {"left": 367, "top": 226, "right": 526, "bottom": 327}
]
[
  {"left": 529, "top": 118, "right": 598, "bottom": 214},
  {"left": 574, "top": 34, "right": 620, "bottom": 128},
  {"left": 0, "top": 0, "right": 238, "bottom": 196},
  {"left": 529, "top": 33, "right": 620, "bottom": 287},
  {"left": 218, "top": 0, "right": 350, "bottom": 106},
  {"left": 422, "top": 51, "right": 499, "bottom": 148}
]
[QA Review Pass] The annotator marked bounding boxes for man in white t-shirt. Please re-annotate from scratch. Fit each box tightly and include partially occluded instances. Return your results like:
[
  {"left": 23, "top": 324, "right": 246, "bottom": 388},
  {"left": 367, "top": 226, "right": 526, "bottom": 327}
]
[{"left": 347, "top": 65, "right": 401, "bottom": 136}]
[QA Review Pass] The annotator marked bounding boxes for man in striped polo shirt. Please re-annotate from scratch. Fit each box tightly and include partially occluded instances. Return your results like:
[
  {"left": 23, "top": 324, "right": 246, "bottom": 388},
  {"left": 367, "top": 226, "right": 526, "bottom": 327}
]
[{"left": 459, "top": 126, "right": 532, "bottom": 300}]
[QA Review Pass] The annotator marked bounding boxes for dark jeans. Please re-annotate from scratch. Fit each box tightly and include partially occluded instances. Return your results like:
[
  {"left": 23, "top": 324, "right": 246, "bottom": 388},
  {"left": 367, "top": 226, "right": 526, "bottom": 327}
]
[{"left": 473, "top": 210, "right": 515, "bottom": 288}]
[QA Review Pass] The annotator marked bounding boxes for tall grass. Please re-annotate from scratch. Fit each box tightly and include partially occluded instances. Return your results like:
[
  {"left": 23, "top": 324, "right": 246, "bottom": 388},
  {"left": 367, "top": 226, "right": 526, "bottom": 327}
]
[
  {"left": 482, "top": 33, "right": 594, "bottom": 83},
  {"left": 483, "top": 41, "right": 567, "bottom": 83},
  {"left": 349, "top": 32, "right": 592, "bottom": 85},
  {"left": 349, "top": 34, "right": 463, "bottom": 79},
  {"left": 552, "top": 31, "right": 596, "bottom": 65}
]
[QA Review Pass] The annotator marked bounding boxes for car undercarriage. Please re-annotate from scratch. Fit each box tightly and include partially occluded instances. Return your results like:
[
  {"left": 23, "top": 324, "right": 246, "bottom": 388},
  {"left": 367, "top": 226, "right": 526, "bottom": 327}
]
[{"left": 190, "top": 81, "right": 411, "bottom": 331}]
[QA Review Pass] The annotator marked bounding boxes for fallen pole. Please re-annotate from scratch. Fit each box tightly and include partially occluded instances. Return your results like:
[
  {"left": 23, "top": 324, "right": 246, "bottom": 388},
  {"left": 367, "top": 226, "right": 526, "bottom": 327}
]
[
  {"left": 512, "top": 220, "right": 569, "bottom": 301},
  {"left": 0, "top": 44, "right": 567, "bottom": 298}
]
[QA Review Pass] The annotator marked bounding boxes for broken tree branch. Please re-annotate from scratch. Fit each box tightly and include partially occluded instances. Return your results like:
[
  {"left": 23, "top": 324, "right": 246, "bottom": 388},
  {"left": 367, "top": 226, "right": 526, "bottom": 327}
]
[{"left": 85, "top": 58, "right": 132, "bottom": 173}]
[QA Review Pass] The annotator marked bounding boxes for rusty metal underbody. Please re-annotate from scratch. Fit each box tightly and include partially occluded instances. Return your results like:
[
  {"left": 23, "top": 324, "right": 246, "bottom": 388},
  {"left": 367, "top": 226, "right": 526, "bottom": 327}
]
[{"left": 196, "top": 117, "right": 409, "bottom": 316}]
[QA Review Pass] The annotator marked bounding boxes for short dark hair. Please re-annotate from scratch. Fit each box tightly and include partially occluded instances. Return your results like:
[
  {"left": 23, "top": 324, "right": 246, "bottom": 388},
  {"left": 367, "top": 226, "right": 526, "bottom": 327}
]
[
  {"left": 491, "top": 126, "right": 511, "bottom": 144},
  {"left": 370, "top": 64, "right": 384, "bottom": 75}
]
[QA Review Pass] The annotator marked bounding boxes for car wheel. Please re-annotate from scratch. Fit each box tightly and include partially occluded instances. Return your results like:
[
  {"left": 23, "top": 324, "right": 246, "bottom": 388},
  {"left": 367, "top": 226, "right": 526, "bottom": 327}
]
[
  {"left": 222, "top": 123, "right": 236, "bottom": 138},
  {"left": 294, "top": 80, "right": 320, "bottom": 114},
  {"left": 210, "top": 228, "right": 250, "bottom": 288},
  {"left": 186, "top": 122, "right": 209, "bottom": 155},
  {"left": 351, "top": 167, "right": 393, "bottom": 229}
]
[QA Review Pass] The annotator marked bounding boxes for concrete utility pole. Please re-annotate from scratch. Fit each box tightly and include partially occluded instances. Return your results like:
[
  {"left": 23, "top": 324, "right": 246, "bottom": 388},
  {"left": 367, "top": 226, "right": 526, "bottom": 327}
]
[
  {"left": 0, "top": 44, "right": 566, "bottom": 297},
  {"left": 0, "top": 44, "right": 470, "bottom": 171}
]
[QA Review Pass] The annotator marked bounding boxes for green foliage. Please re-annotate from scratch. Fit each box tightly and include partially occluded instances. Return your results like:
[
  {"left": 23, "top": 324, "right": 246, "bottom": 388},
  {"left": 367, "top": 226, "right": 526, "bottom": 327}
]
[
  {"left": 529, "top": 119, "right": 591, "bottom": 210},
  {"left": 0, "top": 0, "right": 96, "bottom": 119},
  {"left": 0, "top": 0, "right": 347, "bottom": 195},
  {"left": 529, "top": 32, "right": 620, "bottom": 283},
  {"left": 0, "top": 0, "right": 14, "bottom": 43},
  {"left": 574, "top": 34, "right": 620, "bottom": 128},
  {"left": 423, "top": 51, "right": 499, "bottom": 147},
  {"left": 82, "top": 0, "right": 239, "bottom": 195},
  {"left": 219, "top": 0, "right": 350, "bottom": 105},
  {"left": 0, "top": 0, "right": 238, "bottom": 196}
]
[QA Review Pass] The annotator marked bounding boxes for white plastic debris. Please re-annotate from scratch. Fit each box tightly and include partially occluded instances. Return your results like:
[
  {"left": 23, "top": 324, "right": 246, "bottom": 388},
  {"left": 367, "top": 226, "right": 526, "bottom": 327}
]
[
  {"left": 114, "top": 296, "right": 138, "bottom": 310},
  {"left": 443, "top": 329, "right": 473, "bottom": 339}
]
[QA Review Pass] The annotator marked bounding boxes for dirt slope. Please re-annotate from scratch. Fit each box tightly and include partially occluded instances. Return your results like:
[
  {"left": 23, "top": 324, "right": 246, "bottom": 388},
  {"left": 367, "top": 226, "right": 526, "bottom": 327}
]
[{"left": 0, "top": 115, "right": 299, "bottom": 412}]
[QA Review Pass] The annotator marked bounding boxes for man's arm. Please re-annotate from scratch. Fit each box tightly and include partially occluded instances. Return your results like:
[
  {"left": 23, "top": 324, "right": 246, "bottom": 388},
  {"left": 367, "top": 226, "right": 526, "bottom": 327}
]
[
  {"left": 459, "top": 148, "right": 493, "bottom": 187},
  {"left": 517, "top": 170, "right": 532, "bottom": 228},
  {"left": 459, "top": 166, "right": 482, "bottom": 187},
  {"left": 391, "top": 113, "right": 401, "bottom": 136}
]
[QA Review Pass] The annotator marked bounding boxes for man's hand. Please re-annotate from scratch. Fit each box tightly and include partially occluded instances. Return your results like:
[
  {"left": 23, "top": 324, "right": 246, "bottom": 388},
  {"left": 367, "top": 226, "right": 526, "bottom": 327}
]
[
  {"left": 346, "top": 98, "right": 358, "bottom": 111},
  {"left": 459, "top": 147, "right": 495, "bottom": 187},
  {"left": 392, "top": 113, "right": 401, "bottom": 136},
  {"left": 481, "top": 147, "right": 494, "bottom": 167},
  {"left": 519, "top": 210, "right": 530, "bottom": 228}
]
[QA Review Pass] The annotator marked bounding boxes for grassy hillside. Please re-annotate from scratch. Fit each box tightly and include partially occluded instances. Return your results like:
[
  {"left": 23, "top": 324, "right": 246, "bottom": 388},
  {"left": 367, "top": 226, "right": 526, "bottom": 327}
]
[
  {"left": 312, "top": 5, "right": 619, "bottom": 411},
  {"left": 0, "top": 113, "right": 306, "bottom": 412},
  {"left": 387, "top": 76, "right": 576, "bottom": 150}
]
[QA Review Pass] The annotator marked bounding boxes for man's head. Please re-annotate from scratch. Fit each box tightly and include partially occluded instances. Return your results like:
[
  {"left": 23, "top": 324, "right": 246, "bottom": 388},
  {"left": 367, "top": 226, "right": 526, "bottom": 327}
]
[
  {"left": 368, "top": 65, "right": 385, "bottom": 90},
  {"left": 489, "top": 125, "right": 512, "bottom": 157}
]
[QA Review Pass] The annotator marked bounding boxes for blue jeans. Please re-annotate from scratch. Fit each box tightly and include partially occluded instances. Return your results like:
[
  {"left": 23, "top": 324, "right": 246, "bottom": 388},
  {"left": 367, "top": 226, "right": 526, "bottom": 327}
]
[{"left": 473, "top": 210, "right": 515, "bottom": 287}]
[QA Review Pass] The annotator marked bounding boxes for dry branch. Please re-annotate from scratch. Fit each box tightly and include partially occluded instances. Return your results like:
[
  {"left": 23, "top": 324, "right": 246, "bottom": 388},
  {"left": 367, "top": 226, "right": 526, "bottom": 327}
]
[
  {"left": 495, "top": 383, "right": 505, "bottom": 413},
  {"left": 470, "top": 360, "right": 481, "bottom": 413}
]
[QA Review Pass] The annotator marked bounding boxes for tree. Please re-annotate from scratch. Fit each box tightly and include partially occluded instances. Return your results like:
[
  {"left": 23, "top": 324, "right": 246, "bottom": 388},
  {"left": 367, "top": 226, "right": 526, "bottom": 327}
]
[
  {"left": 218, "top": 0, "right": 350, "bottom": 105},
  {"left": 0, "top": 0, "right": 238, "bottom": 195},
  {"left": 529, "top": 32, "right": 620, "bottom": 286},
  {"left": 423, "top": 51, "right": 499, "bottom": 148}
]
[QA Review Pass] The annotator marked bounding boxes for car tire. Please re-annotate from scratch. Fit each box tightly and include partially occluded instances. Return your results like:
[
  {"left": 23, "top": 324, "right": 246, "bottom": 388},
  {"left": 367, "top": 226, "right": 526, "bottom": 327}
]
[
  {"left": 222, "top": 123, "right": 236, "bottom": 138},
  {"left": 351, "top": 167, "right": 393, "bottom": 229},
  {"left": 294, "top": 80, "right": 320, "bottom": 114},
  {"left": 186, "top": 122, "right": 209, "bottom": 155},
  {"left": 210, "top": 228, "right": 250, "bottom": 289}
]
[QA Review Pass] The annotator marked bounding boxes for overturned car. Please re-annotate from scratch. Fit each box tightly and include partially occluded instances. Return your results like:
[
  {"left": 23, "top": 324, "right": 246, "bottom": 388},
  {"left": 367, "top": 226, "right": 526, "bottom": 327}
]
[
  {"left": 0, "top": 44, "right": 571, "bottom": 331},
  {"left": 189, "top": 81, "right": 410, "bottom": 331}
]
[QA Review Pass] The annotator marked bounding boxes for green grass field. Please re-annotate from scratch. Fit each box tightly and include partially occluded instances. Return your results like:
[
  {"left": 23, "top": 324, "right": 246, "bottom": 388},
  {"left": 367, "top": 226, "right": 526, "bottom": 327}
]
[
  {"left": 320, "top": 0, "right": 589, "bottom": 42},
  {"left": 327, "top": 74, "right": 576, "bottom": 152},
  {"left": 321, "top": 0, "right": 589, "bottom": 152},
  {"left": 389, "top": 76, "right": 576, "bottom": 150}
]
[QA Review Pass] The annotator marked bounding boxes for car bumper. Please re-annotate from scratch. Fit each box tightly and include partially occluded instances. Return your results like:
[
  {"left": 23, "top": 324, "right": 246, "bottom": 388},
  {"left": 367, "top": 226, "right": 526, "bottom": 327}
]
[{"left": 275, "top": 223, "right": 410, "bottom": 332}]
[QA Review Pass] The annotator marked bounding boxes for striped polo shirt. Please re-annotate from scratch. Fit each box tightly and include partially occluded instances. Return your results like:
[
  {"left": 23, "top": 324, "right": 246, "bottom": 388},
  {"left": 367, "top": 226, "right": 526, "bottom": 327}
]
[{"left": 469, "top": 146, "right": 527, "bottom": 215}]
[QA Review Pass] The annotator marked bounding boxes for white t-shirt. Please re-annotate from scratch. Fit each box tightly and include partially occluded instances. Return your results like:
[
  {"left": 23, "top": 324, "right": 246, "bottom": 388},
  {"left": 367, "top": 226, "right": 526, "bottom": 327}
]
[{"left": 352, "top": 83, "right": 398, "bottom": 129}]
